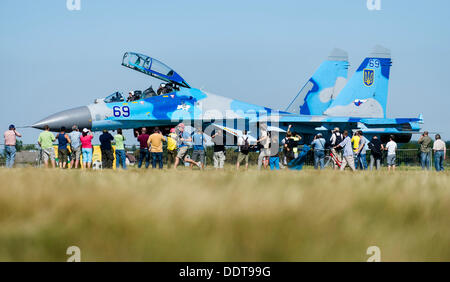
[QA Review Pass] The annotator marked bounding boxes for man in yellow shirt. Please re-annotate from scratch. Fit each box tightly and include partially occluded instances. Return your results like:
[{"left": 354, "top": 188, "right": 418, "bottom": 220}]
[
  {"left": 147, "top": 127, "right": 167, "bottom": 169},
  {"left": 166, "top": 128, "right": 178, "bottom": 168},
  {"left": 351, "top": 131, "right": 361, "bottom": 170}
]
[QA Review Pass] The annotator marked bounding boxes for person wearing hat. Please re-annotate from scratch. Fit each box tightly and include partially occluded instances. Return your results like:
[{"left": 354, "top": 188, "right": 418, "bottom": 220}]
[
  {"left": 166, "top": 128, "right": 178, "bottom": 167},
  {"left": 329, "top": 127, "right": 343, "bottom": 169},
  {"left": 3, "top": 124, "right": 22, "bottom": 168},
  {"left": 311, "top": 133, "right": 326, "bottom": 169},
  {"left": 80, "top": 128, "right": 94, "bottom": 169}
]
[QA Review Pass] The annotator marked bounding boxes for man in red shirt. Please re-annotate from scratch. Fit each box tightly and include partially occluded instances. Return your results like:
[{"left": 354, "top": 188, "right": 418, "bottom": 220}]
[{"left": 136, "top": 127, "right": 150, "bottom": 168}]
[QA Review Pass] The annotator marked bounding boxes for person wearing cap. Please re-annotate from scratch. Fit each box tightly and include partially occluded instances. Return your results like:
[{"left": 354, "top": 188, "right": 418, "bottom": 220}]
[
  {"left": 166, "top": 128, "right": 178, "bottom": 167},
  {"left": 80, "top": 128, "right": 94, "bottom": 169},
  {"left": 3, "top": 124, "right": 22, "bottom": 168},
  {"left": 311, "top": 133, "right": 326, "bottom": 170},
  {"left": 38, "top": 125, "right": 56, "bottom": 168},
  {"left": 173, "top": 123, "right": 201, "bottom": 169},
  {"left": 69, "top": 125, "right": 82, "bottom": 169},
  {"left": 329, "top": 127, "right": 343, "bottom": 170},
  {"left": 56, "top": 127, "right": 71, "bottom": 169},
  {"left": 99, "top": 129, "right": 114, "bottom": 169}
]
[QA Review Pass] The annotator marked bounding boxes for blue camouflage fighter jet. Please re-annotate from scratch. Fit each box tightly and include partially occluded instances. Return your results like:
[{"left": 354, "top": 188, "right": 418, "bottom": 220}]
[{"left": 32, "top": 45, "right": 422, "bottom": 144}]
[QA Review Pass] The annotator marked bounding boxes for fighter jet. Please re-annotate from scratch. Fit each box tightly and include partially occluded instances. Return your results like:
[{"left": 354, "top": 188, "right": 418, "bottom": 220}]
[{"left": 32, "top": 46, "right": 422, "bottom": 144}]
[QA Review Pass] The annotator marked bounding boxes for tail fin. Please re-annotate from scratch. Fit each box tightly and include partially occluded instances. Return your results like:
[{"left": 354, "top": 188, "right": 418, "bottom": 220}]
[
  {"left": 285, "top": 48, "right": 348, "bottom": 115},
  {"left": 324, "top": 45, "right": 392, "bottom": 118}
]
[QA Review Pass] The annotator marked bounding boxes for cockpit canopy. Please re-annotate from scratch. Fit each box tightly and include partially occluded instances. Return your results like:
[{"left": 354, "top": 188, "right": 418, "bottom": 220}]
[
  {"left": 122, "top": 52, "right": 190, "bottom": 89},
  {"left": 104, "top": 91, "right": 124, "bottom": 103}
]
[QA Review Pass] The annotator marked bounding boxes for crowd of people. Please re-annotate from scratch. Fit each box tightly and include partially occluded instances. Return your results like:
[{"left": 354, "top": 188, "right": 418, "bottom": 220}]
[{"left": 1, "top": 123, "right": 448, "bottom": 172}]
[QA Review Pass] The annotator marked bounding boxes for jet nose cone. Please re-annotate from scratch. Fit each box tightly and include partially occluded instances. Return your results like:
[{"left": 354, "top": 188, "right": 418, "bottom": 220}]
[{"left": 32, "top": 106, "right": 92, "bottom": 131}]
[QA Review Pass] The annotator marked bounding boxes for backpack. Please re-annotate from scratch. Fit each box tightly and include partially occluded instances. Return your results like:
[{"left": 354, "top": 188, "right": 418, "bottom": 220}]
[
  {"left": 241, "top": 137, "right": 250, "bottom": 153},
  {"left": 334, "top": 133, "right": 343, "bottom": 145}
]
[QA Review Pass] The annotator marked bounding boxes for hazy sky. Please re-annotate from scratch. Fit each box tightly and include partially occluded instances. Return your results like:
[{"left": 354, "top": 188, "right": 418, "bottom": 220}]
[{"left": 1, "top": 0, "right": 449, "bottom": 144}]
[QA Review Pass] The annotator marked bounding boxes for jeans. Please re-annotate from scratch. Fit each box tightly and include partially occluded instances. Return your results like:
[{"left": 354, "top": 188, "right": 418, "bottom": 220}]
[
  {"left": 357, "top": 153, "right": 368, "bottom": 170},
  {"left": 115, "top": 149, "right": 127, "bottom": 169},
  {"left": 370, "top": 154, "right": 381, "bottom": 170},
  {"left": 152, "top": 152, "right": 163, "bottom": 169},
  {"left": 313, "top": 150, "right": 325, "bottom": 170},
  {"left": 269, "top": 156, "right": 280, "bottom": 170},
  {"left": 434, "top": 151, "right": 445, "bottom": 172},
  {"left": 5, "top": 145, "right": 16, "bottom": 168},
  {"left": 420, "top": 151, "right": 431, "bottom": 170},
  {"left": 138, "top": 148, "right": 150, "bottom": 168}
]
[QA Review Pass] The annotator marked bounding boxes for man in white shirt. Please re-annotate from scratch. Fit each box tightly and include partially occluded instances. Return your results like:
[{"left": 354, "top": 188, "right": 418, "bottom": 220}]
[
  {"left": 433, "top": 134, "right": 446, "bottom": 172},
  {"left": 257, "top": 125, "right": 271, "bottom": 170},
  {"left": 385, "top": 135, "right": 397, "bottom": 171}
]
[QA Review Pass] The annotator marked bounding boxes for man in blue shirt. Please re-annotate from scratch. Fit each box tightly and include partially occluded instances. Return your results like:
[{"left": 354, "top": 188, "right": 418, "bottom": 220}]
[
  {"left": 99, "top": 129, "right": 114, "bottom": 169},
  {"left": 191, "top": 128, "right": 207, "bottom": 169},
  {"left": 173, "top": 123, "right": 201, "bottom": 169},
  {"left": 334, "top": 130, "right": 356, "bottom": 171},
  {"left": 68, "top": 125, "right": 82, "bottom": 169},
  {"left": 311, "top": 133, "right": 326, "bottom": 170}
]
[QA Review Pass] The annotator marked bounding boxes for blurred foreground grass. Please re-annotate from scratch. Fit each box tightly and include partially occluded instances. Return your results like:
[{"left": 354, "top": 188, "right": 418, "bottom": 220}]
[{"left": 0, "top": 167, "right": 449, "bottom": 261}]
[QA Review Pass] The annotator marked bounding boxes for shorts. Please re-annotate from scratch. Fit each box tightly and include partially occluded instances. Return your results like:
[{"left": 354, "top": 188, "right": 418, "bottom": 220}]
[
  {"left": 177, "top": 146, "right": 189, "bottom": 160},
  {"left": 237, "top": 152, "right": 249, "bottom": 164},
  {"left": 192, "top": 149, "right": 205, "bottom": 164},
  {"left": 71, "top": 146, "right": 82, "bottom": 161},
  {"left": 42, "top": 147, "right": 55, "bottom": 162},
  {"left": 82, "top": 148, "right": 93, "bottom": 163},
  {"left": 58, "top": 148, "right": 69, "bottom": 163},
  {"left": 387, "top": 154, "right": 396, "bottom": 166}
]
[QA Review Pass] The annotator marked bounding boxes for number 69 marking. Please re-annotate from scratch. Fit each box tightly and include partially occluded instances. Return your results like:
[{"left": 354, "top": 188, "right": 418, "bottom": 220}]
[
  {"left": 369, "top": 59, "right": 380, "bottom": 68},
  {"left": 113, "top": 106, "right": 130, "bottom": 117}
]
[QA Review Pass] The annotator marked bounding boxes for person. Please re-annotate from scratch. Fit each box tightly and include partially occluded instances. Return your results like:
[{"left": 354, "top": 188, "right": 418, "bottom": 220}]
[
  {"left": 211, "top": 129, "right": 226, "bottom": 169},
  {"left": 126, "top": 91, "right": 134, "bottom": 102},
  {"left": 80, "top": 128, "right": 94, "bottom": 169},
  {"left": 281, "top": 132, "right": 291, "bottom": 166},
  {"left": 99, "top": 129, "right": 114, "bottom": 169},
  {"left": 56, "top": 127, "right": 71, "bottom": 169},
  {"left": 333, "top": 130, "right": 356, "bottom": 171},
  {"left": 3, "top": 124, "right": 22, "bottom": 168},
  {"left": 38, "top": 125, "right": 56, "bottom": 168},
  {"left": 385, "top": 135, "right": 397, "bottom": 171},
  {"left": 329, "top": 127, "right": 343, "bottom": 170},
  {"left": 368, "top": 135, "right": 384, "bottom": 170},
  {"left": 418, "top": 131, "right": 433, "bottom": 170},
  {"left": 166, "top": 128, "right": 178, "bottom": 167},
  {"left": 257, "top": 124, "right": 271, "bottom": 170},
  {"left": 433, "top": 134, "right": 446, "bottom": 172},
  {"left": 356, "top": 131, "right": 368, "bottom": 170},
  {"left": 68, "top": 125, "right": 82, "bottom": 169},
  {"left": 147, "top": 127, "right": 166, "bottom": 169},
  {"left": 311, "top": 133, "right": 326, "bottom": 170},
  {"left": 191, "top": 128, "right": 208, "bottom": 169},
  {"left": 173, "top": 123, "right": 200, "bottom": 169},
  {"left": 269, "top": 134, "right": 280, "bottom": 170},
  {"left": 157, "top": 83, "right": 166, "bottom": 96},
  {"left": 114, "top": 128, "right": 127, "bottom": 169},
  {"left": 136, "top": 128, "right": 150, "bottom": 168},
  {"left": 236, "top": 130, "right": 250, "bottom": 170},
  {"left": 351, "top": 131, "right": 361, "bottom": 169}
]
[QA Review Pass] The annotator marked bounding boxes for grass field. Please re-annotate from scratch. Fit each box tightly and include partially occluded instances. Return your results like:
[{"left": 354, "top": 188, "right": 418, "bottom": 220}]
[{"left": 0, "top": 167, "right": 449, "bottom": 261}]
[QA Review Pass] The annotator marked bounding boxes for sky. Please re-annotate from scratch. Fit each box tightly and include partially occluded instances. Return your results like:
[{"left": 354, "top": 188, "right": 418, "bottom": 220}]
[{"left": 1, "top": 0, "right": 449, "bottom": 145}]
